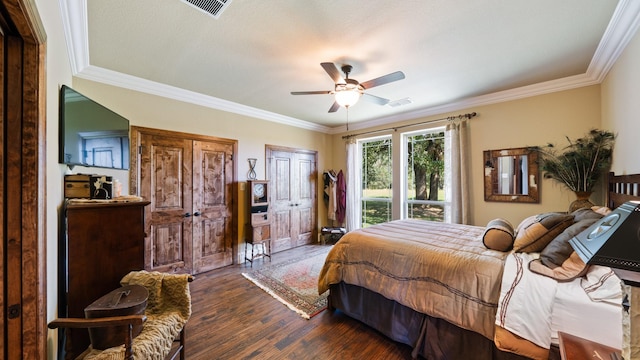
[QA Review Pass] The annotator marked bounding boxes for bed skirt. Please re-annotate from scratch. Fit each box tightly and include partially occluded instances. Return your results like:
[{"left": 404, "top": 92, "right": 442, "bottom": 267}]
[{"left": 328, "top": 282, "right": 560, "bottom": 360}]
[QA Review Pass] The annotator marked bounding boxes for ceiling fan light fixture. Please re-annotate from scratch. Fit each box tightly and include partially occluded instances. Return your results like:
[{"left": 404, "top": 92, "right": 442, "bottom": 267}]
[{"left": 334, "top": 83, "right": 363, "bottom": 107}]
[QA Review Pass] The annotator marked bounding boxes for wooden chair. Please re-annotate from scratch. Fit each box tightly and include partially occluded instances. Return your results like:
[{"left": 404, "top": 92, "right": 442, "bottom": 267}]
[{"left": 49, "top": 271, "right": 193, "bottom": 360}]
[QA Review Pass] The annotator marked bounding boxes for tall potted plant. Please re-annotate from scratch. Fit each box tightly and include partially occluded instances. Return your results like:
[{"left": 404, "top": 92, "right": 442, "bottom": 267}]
[{"left": 538, "top": 129, "right": 616, "bottom": 212}]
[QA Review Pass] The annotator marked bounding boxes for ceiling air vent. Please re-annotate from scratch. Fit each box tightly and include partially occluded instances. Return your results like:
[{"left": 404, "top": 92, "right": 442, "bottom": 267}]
[
  {"left": 180, "top": 0, "right": 232, "bottom": 19},
  {"left": 388, "top": 98, "right": 413, "bottom": 108}
]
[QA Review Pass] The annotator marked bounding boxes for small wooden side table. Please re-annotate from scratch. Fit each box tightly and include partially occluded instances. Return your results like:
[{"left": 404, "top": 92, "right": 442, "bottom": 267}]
[
  {"left": 245, "top": 213, "right": 271, "bottom": 267},
  {"left": 558, "top": 331, "right": 621, "bottom": 360},
  {"left": 320, "top": 227, "right": 346, "bottom": 245}
]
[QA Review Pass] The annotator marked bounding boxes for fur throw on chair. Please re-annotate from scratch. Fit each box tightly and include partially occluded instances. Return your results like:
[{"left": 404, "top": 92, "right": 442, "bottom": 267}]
[{"left": 80, "top": 271, "right": 193, "bottom": 360}]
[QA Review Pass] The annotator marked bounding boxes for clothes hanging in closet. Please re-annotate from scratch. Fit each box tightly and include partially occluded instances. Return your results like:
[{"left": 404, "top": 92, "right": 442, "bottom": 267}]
[
  {"left": 336, "top": 170, "right": 346, "bottom": 224},
  {"left": 324, "top": 170, "right": 337, "bottom": 221}
]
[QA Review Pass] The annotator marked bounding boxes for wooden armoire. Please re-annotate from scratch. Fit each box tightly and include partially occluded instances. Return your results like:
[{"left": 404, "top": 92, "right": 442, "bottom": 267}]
[
  {"left": 130, "top": 126, "right": 237, "bottom": 274},
  {"left": 266, "top": 145, "right": 317, "bottom": 253},
  {"left": 60, "top": 200, "right": 150, "bottom": 359}
]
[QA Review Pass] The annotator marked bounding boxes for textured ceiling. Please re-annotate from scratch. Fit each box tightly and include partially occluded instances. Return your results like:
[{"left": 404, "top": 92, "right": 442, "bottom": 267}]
[{"left": 60, "top": 0, "right": 640, "bottom": 132}]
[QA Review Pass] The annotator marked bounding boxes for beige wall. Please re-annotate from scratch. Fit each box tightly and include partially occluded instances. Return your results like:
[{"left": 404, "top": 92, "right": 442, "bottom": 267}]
[
  {"left": 602, "top": 23, "right": 640, "bottom": 175},
  {"left": 332, "top": 85, "right": 603, "bottom": 227},
  {"left": 71, "top": 78, "right": 333, "bottom": 259}
]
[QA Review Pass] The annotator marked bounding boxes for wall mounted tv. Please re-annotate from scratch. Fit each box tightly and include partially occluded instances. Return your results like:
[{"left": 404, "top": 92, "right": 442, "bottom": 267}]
[{"left": 59, "top": 85, "right": 130, "bottom": 170}]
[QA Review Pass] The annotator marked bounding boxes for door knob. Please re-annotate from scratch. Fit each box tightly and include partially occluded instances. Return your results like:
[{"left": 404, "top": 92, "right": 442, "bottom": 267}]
[
  {"left": 184, "top": 212, "right": 191, "bottom": 218},
  {"left": 194, "top": 211, "right": 201, "bottom": 216}
]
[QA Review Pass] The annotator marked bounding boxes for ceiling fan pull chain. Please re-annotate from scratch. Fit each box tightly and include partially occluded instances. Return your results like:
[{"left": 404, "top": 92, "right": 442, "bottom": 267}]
[{"left": 346, "top": 107, "right": 349, "bottom": 131}]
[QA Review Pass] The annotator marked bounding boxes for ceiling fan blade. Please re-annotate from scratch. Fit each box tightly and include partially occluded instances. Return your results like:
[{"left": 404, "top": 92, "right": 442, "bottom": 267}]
[
  {"left": 363, "top": 93, "right": 390, "bottom": 105},
  {"left": 360, "top": 71, "right": 405, "bottom": 89},
  {"left": 291, "top": 90, "right": 332, "bottom": 95},
  {"left": 321, "top": 62, "right": 345, "bottom": 84},
  {"left": 328, "top": 101, "right": 340, "bottom": 113}
]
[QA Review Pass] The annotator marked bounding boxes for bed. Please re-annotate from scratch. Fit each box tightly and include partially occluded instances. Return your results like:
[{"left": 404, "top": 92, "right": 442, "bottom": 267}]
[{"left": 318, "top": 172, "right": 640, "bottom": 359}]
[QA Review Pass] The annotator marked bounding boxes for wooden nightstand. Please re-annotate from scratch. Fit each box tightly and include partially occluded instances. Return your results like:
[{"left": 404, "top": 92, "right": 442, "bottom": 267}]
[{"left": 558, "top": 332, "right": 622, "bottom": 360}]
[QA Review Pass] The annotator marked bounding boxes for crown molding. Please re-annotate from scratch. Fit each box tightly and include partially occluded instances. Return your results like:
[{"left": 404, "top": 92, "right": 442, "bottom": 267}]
[
  {"left": 61, "top": 0, "right": 640, "bottom": 135},
  {"left": 588, "top": 0, "right": 640, "bottom": 83},
  {"left": 76, "top": 65, "right": 330, "bottom": 132}
]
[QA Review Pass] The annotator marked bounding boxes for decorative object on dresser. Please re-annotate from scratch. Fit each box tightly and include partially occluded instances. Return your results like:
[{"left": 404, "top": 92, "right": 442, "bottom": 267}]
[
  {"left": 247, "top": 157, "right": 257, "bottom": 180},
  {"left": 246, "top": 180, "right": 271, "bottom": 266},
  {"left": 58, "top": 199, "right": 150, "bottom": 359},
  {"left": 64, "top": 174, "right": 113, "bottom": 199},
  {"left": 538, "top": 129, "right": 615, "bottom": 212}
]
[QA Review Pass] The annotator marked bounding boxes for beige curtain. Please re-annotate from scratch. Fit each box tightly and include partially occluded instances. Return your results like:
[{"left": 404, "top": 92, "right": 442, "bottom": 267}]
[
  {"left": 345, "top": 138, "right": 361, "bottom": 231},
  {"left": 444, "top": 119, "right": 470, "bottom": 224}
]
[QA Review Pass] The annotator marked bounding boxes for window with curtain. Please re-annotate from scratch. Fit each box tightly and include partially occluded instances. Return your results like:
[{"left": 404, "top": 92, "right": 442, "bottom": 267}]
[
  {"left": 360, "top": 136, "right": 392, "bottom": 227},
  {"left": 403, "top": 129, "right": 445, "bottom": 221},
  {"left": 349, "top": 116, "right": 470, "bottom": 228}
]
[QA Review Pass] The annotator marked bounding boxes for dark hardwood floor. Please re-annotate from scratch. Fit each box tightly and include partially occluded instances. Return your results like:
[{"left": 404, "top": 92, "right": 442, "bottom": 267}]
[{"left": 185, "top": 244, "right": 415, "bottom": 359}]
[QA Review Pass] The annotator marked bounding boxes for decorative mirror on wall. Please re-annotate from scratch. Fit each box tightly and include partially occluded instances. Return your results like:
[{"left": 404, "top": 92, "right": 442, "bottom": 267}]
[{"left": 483, "top": 147, "right": 540, "bottom": 203}]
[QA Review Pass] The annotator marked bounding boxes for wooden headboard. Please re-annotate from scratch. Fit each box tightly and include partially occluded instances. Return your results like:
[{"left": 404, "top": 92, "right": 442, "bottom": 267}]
[{"left": 607, "top": 172, "right": 640, "bottom": 209}]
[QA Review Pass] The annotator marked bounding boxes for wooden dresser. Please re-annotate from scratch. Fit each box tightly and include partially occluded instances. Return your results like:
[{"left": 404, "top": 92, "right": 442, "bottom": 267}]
[{"left": 59, "top": 199, "right": 149, "bottom": 359}]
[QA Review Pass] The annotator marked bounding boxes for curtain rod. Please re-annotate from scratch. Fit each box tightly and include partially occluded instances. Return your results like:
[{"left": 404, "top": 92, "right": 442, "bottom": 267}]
[{"left": 341, "top": 112, "right": 477, "bottom": 140}]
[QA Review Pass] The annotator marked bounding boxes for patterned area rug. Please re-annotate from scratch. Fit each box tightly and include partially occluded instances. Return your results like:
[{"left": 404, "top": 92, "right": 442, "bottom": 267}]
[{"left": 242, "top": 246, "right": 331, "bottom": 319}]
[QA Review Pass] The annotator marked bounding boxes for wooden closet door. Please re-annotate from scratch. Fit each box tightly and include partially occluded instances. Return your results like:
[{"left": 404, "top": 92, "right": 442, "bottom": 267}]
[
  {"left": 139, "top": 133, "right": 194, "bottom": 274},
  {"left": 292, "top": 151, "right": 316, "bottom": 246},
  {"left": 267, "top": 146, "right": 317, "bottom": 253},
  {"left": 192, "top": 140, "right": 234, "bottom": 273}
]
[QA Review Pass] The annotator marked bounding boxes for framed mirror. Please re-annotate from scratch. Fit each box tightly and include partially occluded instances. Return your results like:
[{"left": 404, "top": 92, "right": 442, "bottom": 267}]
[{"left": 483, "top": 147, "right": 539, "bottom": 203}]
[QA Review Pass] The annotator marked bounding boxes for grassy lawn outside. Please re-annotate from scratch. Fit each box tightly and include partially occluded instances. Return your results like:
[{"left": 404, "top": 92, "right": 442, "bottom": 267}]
[{"left": 362, "top": 188, "right": 445, "bottom": 226}]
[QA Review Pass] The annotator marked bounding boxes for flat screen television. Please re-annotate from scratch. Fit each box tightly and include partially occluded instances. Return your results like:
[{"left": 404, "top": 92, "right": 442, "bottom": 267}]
[{"left": 58, "top": 85, "right": 130, "bottom": 170}]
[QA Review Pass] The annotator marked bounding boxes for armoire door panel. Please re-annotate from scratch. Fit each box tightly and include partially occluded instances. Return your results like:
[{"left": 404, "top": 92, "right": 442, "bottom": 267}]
[
  {"left": 140, "top": 133, "right": 193, "bottom": 274},
  {"left": 200, "top": 218, "right": 226, "bottom": 256},
  {"left": 192, "top": 140, "right": 234, "bottom": 273},
  {"left": 298, "top": 160, "right": 312, "bottom": 200},
  {"left": 151, "top": 146, "right": 184, "bottom": 209},
  {"left": 296, "top": 208, "right": 314, "bottom": 246},
  {"left": 274, "top": 157, "right": 291, "bottom": 202},
  {"left": 267, "top": 146, "right": 317, "bottom": 253},
  {"left": 272, "top": 210, "right": 293, "bottom": 252},
  {"left": 293, "top": 152, "right": 317, "bottom": 246},
  {"left": 201, "top": 148, "right": 226, "bottom": 205},
  {"left": 151, "top": 222, "right": 189, "bottom": 272}
]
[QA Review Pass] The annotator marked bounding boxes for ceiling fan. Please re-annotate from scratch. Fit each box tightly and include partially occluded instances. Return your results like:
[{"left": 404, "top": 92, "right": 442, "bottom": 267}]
[{"left": 291, "top": 62, "right": 405, "bottom": 113}]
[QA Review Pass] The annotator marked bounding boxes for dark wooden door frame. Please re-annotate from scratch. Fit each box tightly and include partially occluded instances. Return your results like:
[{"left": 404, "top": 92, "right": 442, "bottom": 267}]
[{"left": 1, "top": 1, "right": 46, "bottom": 359}]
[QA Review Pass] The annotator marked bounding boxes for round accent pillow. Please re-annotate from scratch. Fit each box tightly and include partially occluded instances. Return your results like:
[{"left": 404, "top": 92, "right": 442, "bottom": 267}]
[{"left": 482, "top": 218, "right": 515, "bottom": 251}]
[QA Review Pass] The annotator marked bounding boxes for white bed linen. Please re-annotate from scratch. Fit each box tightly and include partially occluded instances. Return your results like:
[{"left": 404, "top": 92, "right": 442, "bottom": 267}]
[
  {"left": 497, "top": 253, "right": 623, "bottom": 349},
  {"left": 551, "top": 270, "right": 623, "bottom": 348}
]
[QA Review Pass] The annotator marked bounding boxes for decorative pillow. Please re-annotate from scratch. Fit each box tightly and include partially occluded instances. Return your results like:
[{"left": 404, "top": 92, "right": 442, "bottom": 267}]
[
  {"left": 528, "top": 252, "right": 589, "bottom": 281},
  {"left": 482, "top": 218, "right": 515, "bottom": 251},
  {"left": 539, "top": 217, "right": 602, "bottom": 268},
  {"left": 591, "top": 205, "right": 612, "bottom": 216},
  {"left": 572, "top": 207, "right": 607, "bottom": 222},
  {"left": 513, "top": 212, "right": 574, "bottom": 253}
]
